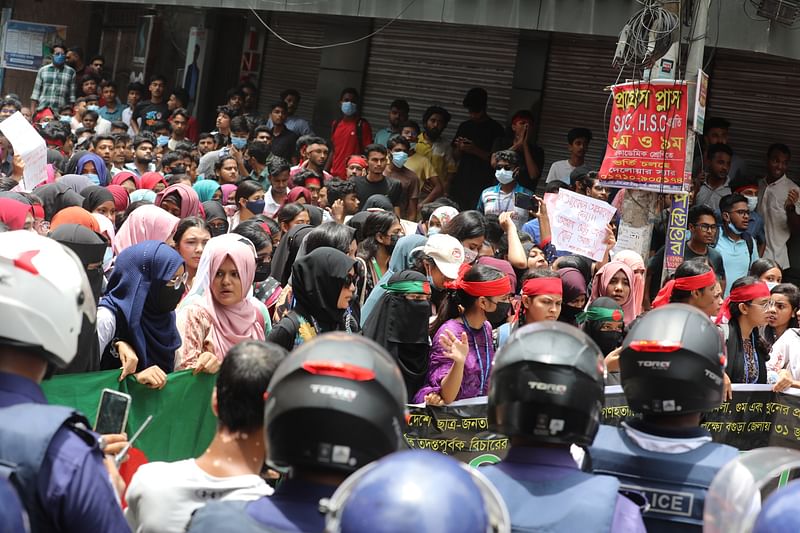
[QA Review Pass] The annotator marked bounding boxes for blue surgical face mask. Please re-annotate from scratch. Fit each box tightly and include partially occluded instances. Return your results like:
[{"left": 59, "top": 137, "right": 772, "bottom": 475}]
[
  {"left": 86, "top": 104, "right": 100, "bottom": 112},
  {"left": 52, "top": 53, "right": 66, "bottom": 66},
  {"left": 85, "top": 173, "right": 100, "bottom": 185},
  {"left": 230, "top": 136, "right": 247, "bottom": 150},
  {"left": 391, "top": 151, "right": 409, "bottom": 168},
  {"left": 60, "top": 115, "right": 72, "bottom": 123},
  {"left": 341, "top": 101, "right": 357, "bottom": 116},
  {"left": 727, "top": 222, "right": 744, "bottom": 236},
  {"left": 495, "top": 168, "right": 514, "bottom": 185},
  {"left": 156, "top": 135, "right": 169, "bottom": 147},
  {"left": 103, "top": 247, "right": 113, "bottom": 270},
  {"left": 245, "top": 199, "right": 265, "bottom": 214},
  {"left": 427, "top": 226, "right": 441, "bottom": 237},
  {"left": 766, "top": 281, "right": 779, "bottom": 291}
]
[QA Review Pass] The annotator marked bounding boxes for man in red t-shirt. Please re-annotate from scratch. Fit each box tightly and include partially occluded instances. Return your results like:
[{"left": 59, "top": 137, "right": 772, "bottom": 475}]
[{"left": 329, "top": 87, "right": 372, "bottom": 178}]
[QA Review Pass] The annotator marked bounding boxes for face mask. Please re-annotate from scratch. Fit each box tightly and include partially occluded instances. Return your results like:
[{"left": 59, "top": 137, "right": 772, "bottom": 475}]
[
  {"left": 60, "top": 115, "right": 72, "bottom": 123},
  {"left": 171, "top": 165, "right": 187, "bottom": 175},
  {"left": 727, "top": 222, "right": 744, "bottom": 236},
  {"left": 746, "top": 196, "right": 758, "bottom": 211},
  {"left": 391, "top": 151, "right": 409, "bottom": 168},
  {"left": 52, "top": 53, "right": 66, "bottom": 66},
  {"left": 495, "top": 168, "right": 514, "bottom": 184},
  {"left": 231, "top": 136, "right": 247, "bottom": 149},
  {"left": 85, "top": 173, "right": 100, "bottom": 185},
  {"left": 427, "top": 226, "right": 441, "bottom": 237},
  {"left": 385, "top": 233, "right": 400, "bottom": 253},
  {"left": 87, "top": 104, "right": 100, "bottom": 112},
  {"left": 486, "top": 301, "right": 511, "bottom": 329},
  {"left": 558, "top": 304, "right": 583, "bottom": 324},
  {"left": 102, "top": 246, "right": 113, "bottom": 270},
  {"left": 245, "top": 199, "right": 265, "bottom": 214},
  {"left": 254, "top": 261, "right": 270, "bottom": 283},
  {"left": 341, "top": 101, "right": 357, "bottom": 116},
  {"left": 464, "top": 248, "right": 478, "bottom": 264},
  {"left": 149, "top": 281, "right": 184, "bottom": 314},
  {"left": 156, "top": 135, "right": 169, "bottom": 147},
  {"left": 593, "top": 329, "right": 624, "bottom": 356},
  {"left": 209, "top": 224, "right": 228, "bottom": 237},
  {"left": 766, "top": 281, "right": 779, "bottom": 291}
]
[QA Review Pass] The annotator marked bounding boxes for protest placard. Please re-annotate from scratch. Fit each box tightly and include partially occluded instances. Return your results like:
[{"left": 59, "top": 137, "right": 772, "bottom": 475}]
[
  {"left": 0, "top": 111, "right": 46, "bottom": 191},
  {"left": 599, "top": 80, "right": 689, "bottom": 193},
  {"left": 547, "top": 188, "right": 616, "bottom": 261},
  {"left": 612, "top": 221, "right": 651, "bottom": 260}
]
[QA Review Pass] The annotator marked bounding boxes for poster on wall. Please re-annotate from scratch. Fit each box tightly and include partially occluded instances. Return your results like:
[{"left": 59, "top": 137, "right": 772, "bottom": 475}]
[
  {"left": 182, "top": 27, "right": 208, "bottom": 115},
  {"left": 1, "top": 20, "right": 67, "bottom": 72}
]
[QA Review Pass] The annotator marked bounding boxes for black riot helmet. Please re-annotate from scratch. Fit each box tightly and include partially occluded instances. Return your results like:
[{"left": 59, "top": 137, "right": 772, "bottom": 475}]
[
  {"left": 264, "top": 332, "right": 407, "bottom": 473},
  {"left": 488, "top": 321, "right": 605, "bottom": 447},
  {"left": 619, "top": 303, "right": 725, "bottom": 416}
]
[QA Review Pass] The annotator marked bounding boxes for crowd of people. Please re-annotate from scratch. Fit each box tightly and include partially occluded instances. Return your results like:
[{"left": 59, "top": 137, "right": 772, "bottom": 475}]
[{"left": 2, "top": 43, "right": 800, "bottom": 531}]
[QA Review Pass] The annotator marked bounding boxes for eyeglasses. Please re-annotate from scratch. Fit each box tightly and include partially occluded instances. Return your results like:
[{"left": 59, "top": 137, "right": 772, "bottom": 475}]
[
  {"left": 693, "top": 223, "right": 717, "bottom": 233},
  {"left": 727, "top": 209, "right": 750, "bottom": 217},
  {"left": 167, "top": 271, "right": 189, "bottom": 291},
  {"left": 208, "top": 222, "right": 228, "bottom": 232},
  {"left": 749, "top": 300, "right": 773, "bottom": 311},
  {"left": 344, "top": 274, "right": 357, "bottom": 287}
]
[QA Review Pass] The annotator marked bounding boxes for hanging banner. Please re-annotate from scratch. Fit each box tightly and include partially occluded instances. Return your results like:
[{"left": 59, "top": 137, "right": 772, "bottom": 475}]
[
  {"left": 0, "top": 20, "right": 67, "bottom": 72},
  {"left": 694, "top": 69, "right": 709, "bottom": 133},
  {"left": 599, "top": 80, "right": 689, "bottom": 193},
  {"left": 663, "top": 193, "right": 691, "bottom": 278}
]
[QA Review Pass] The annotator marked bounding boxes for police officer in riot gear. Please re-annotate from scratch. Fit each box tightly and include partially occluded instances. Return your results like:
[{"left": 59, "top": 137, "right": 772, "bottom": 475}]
[
  {"left": 589, "top": 303, "right": 739, "bottom": 532},
  {"left": 481, "top": 321, "right": 646, "bottom": 532},
  {"left": 187, "top": 333, "right": 408, "bottom": 532}
]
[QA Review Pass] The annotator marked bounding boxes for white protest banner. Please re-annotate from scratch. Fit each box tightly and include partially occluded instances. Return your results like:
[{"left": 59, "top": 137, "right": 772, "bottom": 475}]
[
  {"left": 612, "top": 221, "right": 651, "bottom": 261},
  {"left": 0, "top": 111, "right": 46, "bottom": 191},
  {"left": 548, "top": 189, "right": 617, "bottom": 261}
]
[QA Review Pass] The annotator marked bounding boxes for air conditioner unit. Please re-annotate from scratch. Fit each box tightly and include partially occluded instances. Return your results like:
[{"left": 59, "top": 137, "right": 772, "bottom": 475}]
[{"left": 757, "top": 0, "right": 800, "bottom": 25}]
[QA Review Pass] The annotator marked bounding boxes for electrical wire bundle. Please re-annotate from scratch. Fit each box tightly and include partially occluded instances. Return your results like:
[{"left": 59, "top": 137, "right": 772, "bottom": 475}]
[{"left": 613, "top": 0, "right": 681, "bottom": 68}]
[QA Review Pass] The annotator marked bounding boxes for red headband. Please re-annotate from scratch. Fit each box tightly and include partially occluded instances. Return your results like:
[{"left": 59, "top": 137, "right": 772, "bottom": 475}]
[
  {"left": 347, "top": 156, "right": 367, "bottom": 168},
  {"left": 305, "top": 177, "right": 321, "bottom": 188},
  {"left": 522, "top": 277, "right": 563, "bottom": 296},
  {"left": 716, "top": 282, "right": 771, "bottom": 324},
  {"left": 651, "top": 269, "right": 717, "bottom": 308},
  {"left": 259, "top": 222, "right": 272, "bottom": 236},
  {"left": 445, "top": 265, "right": 512, "bottom": 297}
]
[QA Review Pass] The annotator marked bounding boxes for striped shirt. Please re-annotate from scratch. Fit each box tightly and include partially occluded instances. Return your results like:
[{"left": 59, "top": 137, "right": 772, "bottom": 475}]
[{"left": 30, "top": 63, "right": 75, "bottom": 111}]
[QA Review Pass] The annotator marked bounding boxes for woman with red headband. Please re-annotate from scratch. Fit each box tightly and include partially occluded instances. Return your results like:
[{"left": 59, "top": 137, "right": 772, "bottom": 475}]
[
  {"left": 414, "top": 264, "right": 512, "bottom": 404},
  {"left": 652, "top": 259, "right": 720, "bottom": 316},
  {"left": 496, "top": 269, "right": 563, "bottom": 348},
  {"left": 717, "top": 276, "right": 771, "bottom": 384}
]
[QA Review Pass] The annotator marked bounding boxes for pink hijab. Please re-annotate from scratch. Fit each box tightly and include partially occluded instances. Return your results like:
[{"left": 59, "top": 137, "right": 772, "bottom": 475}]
[
  {"left": 590, "top": 261, "right": 638, "bottom": 325},
  {"left": 613, "top": 250, "right": 646, "bottom": 317},
  {"left": 155, "top": 183, "right": 202, "bottom": 218},
  {"left": 113, "top": 204, "right": 180, "bottom": 254},
  {"left": 220, "top": 184, "right": 237, "bottom": 204},
  {"left": 202, "top": 238, "right": 265, "bottom": 357}
]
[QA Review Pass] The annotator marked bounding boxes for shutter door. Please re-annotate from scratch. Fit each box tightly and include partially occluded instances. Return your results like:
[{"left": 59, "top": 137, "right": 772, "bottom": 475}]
[
  {"left": 537, "top": 34, "right": 621, "bottom": 179},
  {"left": 361, "top": 20, "right": 519, "bottom": 137},
  {"left": 257, "top": 13, "right": 325, "bottom": 122},
  {"left": 706, "top": 49, "right": 800, "bottom": 177}
]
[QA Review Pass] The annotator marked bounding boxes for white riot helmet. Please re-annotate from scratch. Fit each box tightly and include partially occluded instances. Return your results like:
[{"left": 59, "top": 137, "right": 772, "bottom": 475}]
[{"left": 0, "top": 231, "right": 96, "bottom": 367}]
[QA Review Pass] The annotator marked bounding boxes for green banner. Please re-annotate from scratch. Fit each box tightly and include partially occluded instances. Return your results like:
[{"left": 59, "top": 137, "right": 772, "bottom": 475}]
[{"left": 42, "top": 369, "right": 217, "bottom": 462}]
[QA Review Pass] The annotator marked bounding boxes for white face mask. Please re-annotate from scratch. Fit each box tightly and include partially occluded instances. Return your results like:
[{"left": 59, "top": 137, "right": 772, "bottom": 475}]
[
  {"left": 745, "top": 195, "right": 758, "bottom": 212},
  {"left": 766, "top": 281, "right": 779, "bottom": 291},
  {"left": 463, "top": 248, "right": 478, "bottom": 264}
]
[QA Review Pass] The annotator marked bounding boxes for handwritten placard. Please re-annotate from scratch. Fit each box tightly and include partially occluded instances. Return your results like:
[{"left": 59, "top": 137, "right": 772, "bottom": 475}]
[
  {"left": 548, "top": 188, "right": 617, "bottom": 261},
  {"left": 0, "top": 111, "right": 46, "bottom": 191}
]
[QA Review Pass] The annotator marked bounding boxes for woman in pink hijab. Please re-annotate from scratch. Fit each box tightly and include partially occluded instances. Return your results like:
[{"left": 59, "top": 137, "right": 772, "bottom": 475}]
[
  {"left": 113, "top": 204, "right": 180, "bottom": 255},
  {"left": 155, "top": 183, "right": 201, "bottom": 219},
  {"left": 613, "top": 250, "right": 646, "bottom": 316},
  {"left": 175, "top": 235, "right": 266, "bottom": 373},
  {"left": 590, "top": 261, "right": 638, "bottom": 325}
]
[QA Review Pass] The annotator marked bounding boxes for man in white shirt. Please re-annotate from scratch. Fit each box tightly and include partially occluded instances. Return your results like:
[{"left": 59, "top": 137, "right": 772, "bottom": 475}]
[
  {"left": 758, "top": 143, "right": 800, "bottom": 269},
  {"left": 546, "top": 127, "right": 592, "bottom": 185},
  {"left": 125, "top": 341, "right": 287, "bottom": 533}
]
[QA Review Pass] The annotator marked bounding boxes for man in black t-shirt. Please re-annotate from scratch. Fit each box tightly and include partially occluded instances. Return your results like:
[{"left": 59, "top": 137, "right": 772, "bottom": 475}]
[
  {"left": 131, "top": 75, "right": 169, "bottom": 134},
  {"left": 450, "top": 87, "right": 505, "bottom": 210},
  {"left": 491, "top": 109, "right": 546, "bottom": 191},
  {"left": 353, "top": 144, "right": 402, "bottom": 215}
]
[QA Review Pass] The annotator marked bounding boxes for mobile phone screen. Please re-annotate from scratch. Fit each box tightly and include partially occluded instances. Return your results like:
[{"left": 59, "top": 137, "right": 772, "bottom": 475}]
[
  {"left": 94, "top": 390, "right": 131, "bottom": 435},
  {"left": 514, "top": 193, "right": 539, "bottom": 212}
]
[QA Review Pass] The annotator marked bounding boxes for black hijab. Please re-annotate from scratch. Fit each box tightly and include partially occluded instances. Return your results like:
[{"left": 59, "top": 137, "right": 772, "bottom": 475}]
[
  {"left": 581, "top": 297, "right": 625, "bottom": 356},
  {"left": 32, "top": 182, "right": 84, "bottom": 220},
  {"left": 362, "top": 270, "right": 431, "bottom": 400},
  {"left": 50, "top": 224, "right": 108, "bottom": 374},
  {"left": 292, "top": 247, "right": 357, "bottom": 332},
  {"left": 81, "top": 185, "right": 115, "bottom": 213},
  {"left": 202, "top": 200, "right": 229, "bottom": 236},
  {"left": 270, "top": 223, "right": 312, "bottom": 286}
]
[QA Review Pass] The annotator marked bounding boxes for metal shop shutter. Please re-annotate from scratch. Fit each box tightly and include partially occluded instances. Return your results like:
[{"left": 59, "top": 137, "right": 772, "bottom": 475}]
[
  {"left": 537, "top": 33, "right": 622, "bottom": 178},
  {"left": 257, "top": 13, "right": 325, "bottom": 122},
  {"left": 705, "top": 49, "right": 800, "bottom": 178},
  {"left": 360, "top": 20, "right": 519, "bottom": 138}
]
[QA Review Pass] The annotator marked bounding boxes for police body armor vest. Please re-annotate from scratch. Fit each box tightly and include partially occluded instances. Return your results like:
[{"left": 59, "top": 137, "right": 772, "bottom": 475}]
[
  {"left": 589, "top": 424, "right": 739, "bottom": 532},
  {"left": 0, "top": 403, "right": 95, "bottom": 533},
  {"left": 481, "top": 462, "right": 620, "bottom": 532}
]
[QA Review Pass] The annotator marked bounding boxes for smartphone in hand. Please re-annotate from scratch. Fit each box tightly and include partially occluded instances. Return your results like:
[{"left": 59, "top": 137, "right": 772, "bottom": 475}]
[
  {"left": 514, "top": 192, "right": 539, "bottom": 213},
  {"left": 94, "top": 389, "right": 131, "bottom": 435}
]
